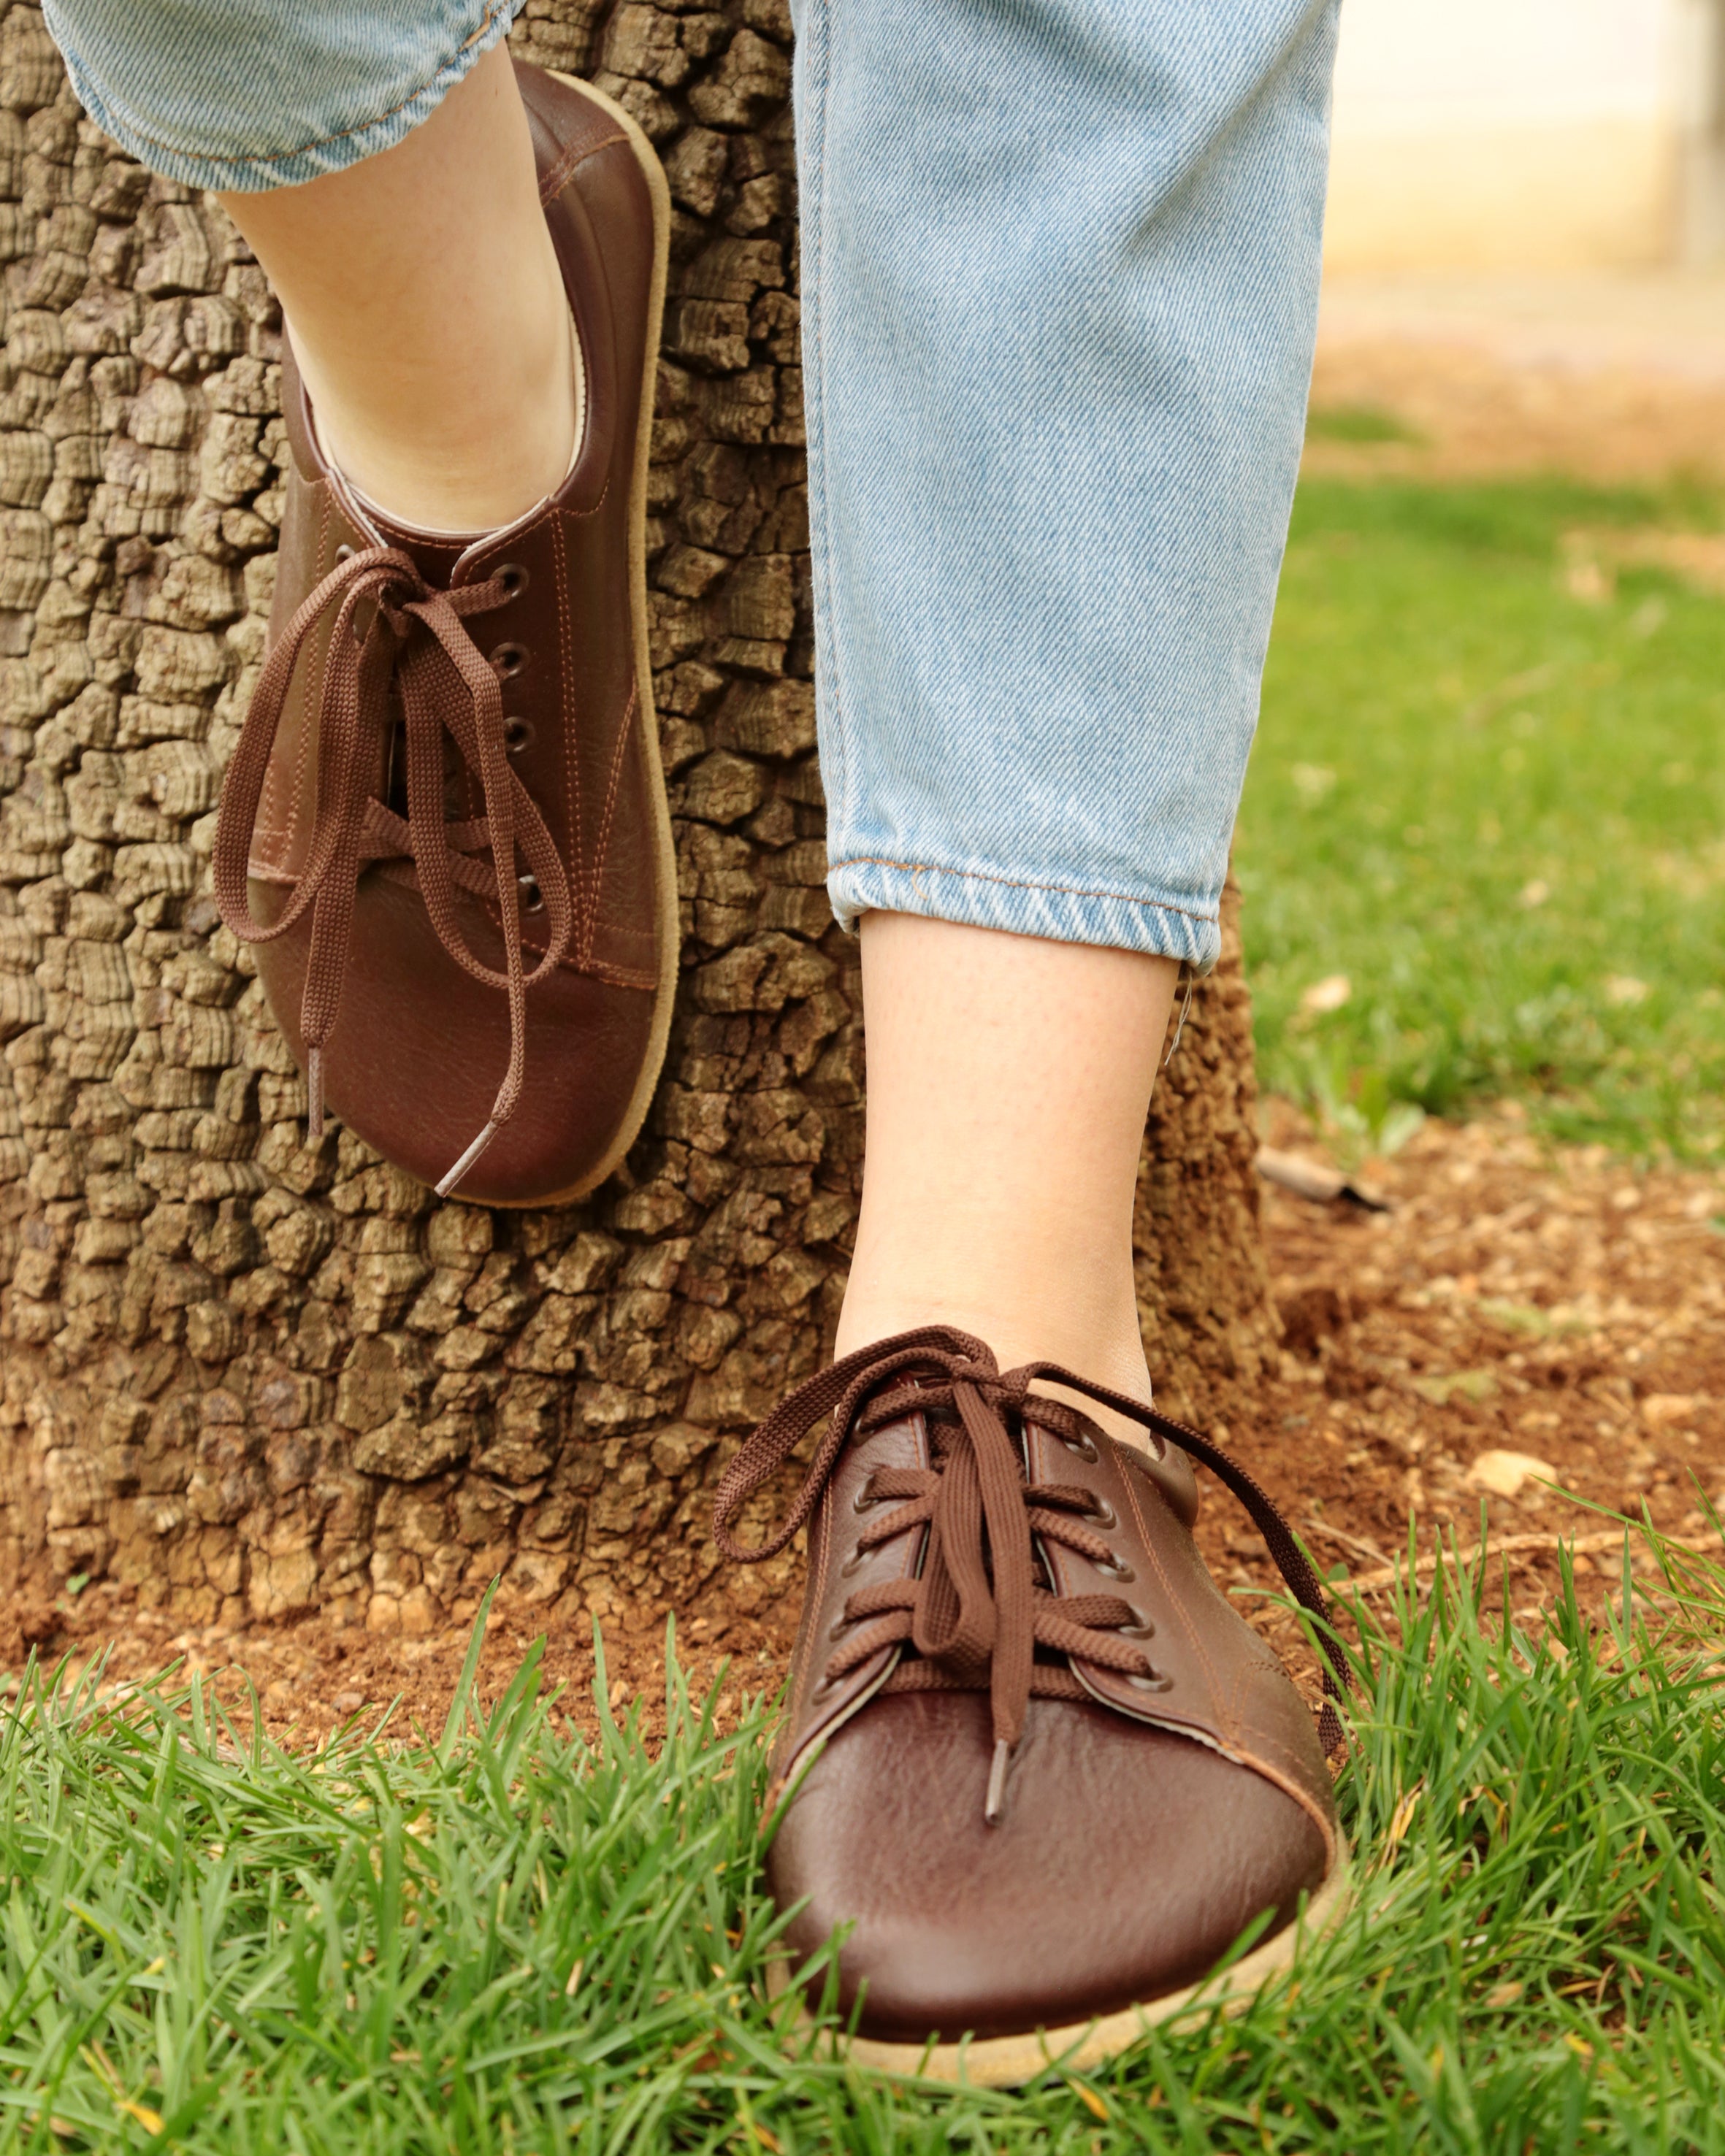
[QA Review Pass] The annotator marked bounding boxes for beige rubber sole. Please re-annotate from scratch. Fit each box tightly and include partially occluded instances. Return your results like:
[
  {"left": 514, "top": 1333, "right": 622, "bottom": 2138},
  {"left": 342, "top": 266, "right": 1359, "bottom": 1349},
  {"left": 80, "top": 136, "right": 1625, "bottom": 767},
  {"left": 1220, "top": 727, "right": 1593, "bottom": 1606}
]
[
  {"left": 778, "top": 1852, "right": 1353, "bottom": 2089},
  {"left": 492, "top": 71, "right": 679, "bottom": 1209}
]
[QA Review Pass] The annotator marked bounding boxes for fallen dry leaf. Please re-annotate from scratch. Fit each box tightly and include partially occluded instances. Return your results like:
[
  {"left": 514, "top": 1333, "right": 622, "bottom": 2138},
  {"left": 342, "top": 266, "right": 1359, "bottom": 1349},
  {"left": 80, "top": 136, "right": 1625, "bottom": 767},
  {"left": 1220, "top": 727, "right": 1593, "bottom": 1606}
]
[
  {"left": 1466, "top": 1450, "right": 1556, "bottom": 1500},
  {"left": 1301, "top": 973, "right": 1352, "bottom": 1015}
]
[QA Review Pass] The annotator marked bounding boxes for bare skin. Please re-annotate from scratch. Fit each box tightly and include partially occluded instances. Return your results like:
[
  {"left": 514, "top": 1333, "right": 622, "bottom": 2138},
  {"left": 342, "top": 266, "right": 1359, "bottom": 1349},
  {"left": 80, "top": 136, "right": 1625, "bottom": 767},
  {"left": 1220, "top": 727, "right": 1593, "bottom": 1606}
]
[
  {"left": 833, "top": 913, "right": 1180, "bottom": 1450},
  {"left": 218, "top": 42, "right": 577, "bottom": 533}
]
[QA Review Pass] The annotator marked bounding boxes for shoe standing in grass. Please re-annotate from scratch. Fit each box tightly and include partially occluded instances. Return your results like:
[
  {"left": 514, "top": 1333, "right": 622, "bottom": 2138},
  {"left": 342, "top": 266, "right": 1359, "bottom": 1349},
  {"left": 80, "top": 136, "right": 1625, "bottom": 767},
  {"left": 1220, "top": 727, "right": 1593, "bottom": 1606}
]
[
  {"left": 714, "top": 1325, "right": 1353, "bottom": 2082},
  {"left": 45, "top": 0, "right": 1346, "bottom": 2076}
]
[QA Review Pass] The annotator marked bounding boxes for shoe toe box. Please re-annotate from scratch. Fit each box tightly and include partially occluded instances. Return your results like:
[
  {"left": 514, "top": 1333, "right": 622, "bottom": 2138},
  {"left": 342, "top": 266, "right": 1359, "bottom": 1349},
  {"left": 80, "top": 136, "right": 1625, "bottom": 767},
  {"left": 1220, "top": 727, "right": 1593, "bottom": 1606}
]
[
  {"left": 768, "top": 1689, "right": 1331, "bottom": 2044},
  {"left": 251, "top": 870, "right": 656, "bottom": 1203}
]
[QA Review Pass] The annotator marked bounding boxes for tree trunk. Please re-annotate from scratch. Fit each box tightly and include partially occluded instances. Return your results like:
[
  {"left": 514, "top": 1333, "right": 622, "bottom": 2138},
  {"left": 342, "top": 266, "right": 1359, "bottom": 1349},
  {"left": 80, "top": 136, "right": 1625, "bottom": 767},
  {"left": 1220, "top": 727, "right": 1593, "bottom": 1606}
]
[{"left": 0, "top": 0, "right": 1276, "bottom": 1637}]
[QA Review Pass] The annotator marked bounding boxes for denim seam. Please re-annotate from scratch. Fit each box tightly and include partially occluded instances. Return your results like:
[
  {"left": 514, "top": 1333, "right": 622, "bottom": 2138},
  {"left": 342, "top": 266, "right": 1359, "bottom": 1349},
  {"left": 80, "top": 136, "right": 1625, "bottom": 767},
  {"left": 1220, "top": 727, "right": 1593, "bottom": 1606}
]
[
  {"left": 829, "top": 853, "right": 1217, "bottom": 924},
  {"left": 68, "top": 0, "right": 515, "bottom": 174},
  {"left": 803, "top": 0, "right": 849, "bottom": 841}
]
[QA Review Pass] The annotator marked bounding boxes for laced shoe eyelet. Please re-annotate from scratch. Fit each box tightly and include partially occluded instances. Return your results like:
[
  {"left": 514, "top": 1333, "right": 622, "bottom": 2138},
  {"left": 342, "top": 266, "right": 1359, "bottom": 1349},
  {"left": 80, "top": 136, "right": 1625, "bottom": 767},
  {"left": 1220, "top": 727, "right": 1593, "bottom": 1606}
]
[
  {"left": 334, "top": 542, "right": 356, "bottom": 564},
  {"left": 517, "top": 872, "right": 544, "bottom": 914},
  {"left": 491, "top": 640, "right": 530, "bottom": 679},
  {"left": 813, "top": 1671, "right": 841, "bottom": 1699},
  {"left": 1062, "top": 1432, "right": 1099, "bottom": 1463},
  {"left": 827, "top": 1612, "right": 854, "bottom": 1643},
  {"left": 852, "top": 1473, "right": 879, "bottom": 1514},
  {"left": 497, "top": 561, "right": 529, "bottom": 599},
  {"left": 839, "top": 1548, "right": 868, "bottom": 1578},
  {"left": 1128, "top": 1670, "right": 1173, "bottom": 1693},
  {"left": 1117, "top": 1608, "right": 1155, "bottom": 1640},
  {"left": 1086, "top": 1496, "right": 1117, "bottom": 1531},
  {"left": 1098, "top": 1557, "right": 1136, "bottom": 1584},
  {"left": 503, "top": 716, "right": 535, "bottom": 755}
]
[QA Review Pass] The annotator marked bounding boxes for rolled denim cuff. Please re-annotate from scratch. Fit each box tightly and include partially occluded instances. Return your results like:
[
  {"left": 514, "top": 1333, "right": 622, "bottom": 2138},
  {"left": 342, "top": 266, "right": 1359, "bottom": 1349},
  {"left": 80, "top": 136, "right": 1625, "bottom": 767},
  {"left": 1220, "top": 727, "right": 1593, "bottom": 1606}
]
[
  {"left": 44, "top": 0, "right": 525, "bottom": 192},
  {"left": 827, "top": 855, "right": 1220, "bottom": 970},
  {"left": 796, "top": 0, "right": 1336, "bottom": 980}
]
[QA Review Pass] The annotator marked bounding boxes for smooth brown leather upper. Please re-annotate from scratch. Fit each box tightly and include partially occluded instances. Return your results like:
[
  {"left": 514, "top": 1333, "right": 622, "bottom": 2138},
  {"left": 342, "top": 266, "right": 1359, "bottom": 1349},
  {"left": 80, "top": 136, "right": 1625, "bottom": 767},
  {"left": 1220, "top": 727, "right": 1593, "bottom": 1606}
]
[
  {"left": 746, "top": 1351, "right": 1340, "bottom": 2044},
  {"left": 245, "top": 66, "right": 668, "bottom": 1204}
]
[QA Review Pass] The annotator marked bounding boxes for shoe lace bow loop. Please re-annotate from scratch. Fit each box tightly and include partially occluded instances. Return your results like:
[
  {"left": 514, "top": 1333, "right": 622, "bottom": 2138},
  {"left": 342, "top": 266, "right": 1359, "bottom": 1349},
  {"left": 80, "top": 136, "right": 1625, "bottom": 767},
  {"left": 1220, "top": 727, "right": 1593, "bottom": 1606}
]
[
  {"left": 712, "top": 1325, "right": 1354, "bottom": 1819},
  {"left": 212, "top": 544, "right": 575, "bottom": 1194}
]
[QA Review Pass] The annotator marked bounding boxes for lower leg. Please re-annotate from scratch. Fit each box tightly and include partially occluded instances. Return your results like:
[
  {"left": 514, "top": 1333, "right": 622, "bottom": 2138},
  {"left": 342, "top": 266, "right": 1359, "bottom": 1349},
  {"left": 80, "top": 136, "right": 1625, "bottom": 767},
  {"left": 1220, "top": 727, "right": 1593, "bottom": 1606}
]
[
  {"left": 217, "top": 41, "right": 577, "bottom": 532},
  {"left": 833, "top": 913, "right": 1179, "bottom": 1440}
]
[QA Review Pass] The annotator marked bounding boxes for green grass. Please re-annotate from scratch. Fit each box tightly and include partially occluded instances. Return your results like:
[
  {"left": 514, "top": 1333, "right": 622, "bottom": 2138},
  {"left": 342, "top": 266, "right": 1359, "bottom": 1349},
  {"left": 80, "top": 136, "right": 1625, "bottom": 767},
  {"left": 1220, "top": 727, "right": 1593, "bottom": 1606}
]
[
  {"left": 1244, "top": 476, "right": 1725, "bottom": 1156},
  {"left": 4, "top": 1545, "right": 1725, "bottom": 2152},
  {"left": 1304, "top": 403, "right": 1428, "bottom": 448}
]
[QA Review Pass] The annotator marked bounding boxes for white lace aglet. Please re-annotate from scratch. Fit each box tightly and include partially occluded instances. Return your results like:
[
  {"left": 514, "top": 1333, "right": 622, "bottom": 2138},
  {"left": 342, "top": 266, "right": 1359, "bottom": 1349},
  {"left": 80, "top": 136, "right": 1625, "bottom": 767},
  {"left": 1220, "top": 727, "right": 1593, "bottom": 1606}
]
[
  {"left": 435, "top": 1120, "right": 498, "bottom": 1200},
  {"left": 984, "top": 1738, "right": 1011, "bottom": 1826},
  {"left": 305, "top": 1047, "right": 324, "bottom": 1140}
]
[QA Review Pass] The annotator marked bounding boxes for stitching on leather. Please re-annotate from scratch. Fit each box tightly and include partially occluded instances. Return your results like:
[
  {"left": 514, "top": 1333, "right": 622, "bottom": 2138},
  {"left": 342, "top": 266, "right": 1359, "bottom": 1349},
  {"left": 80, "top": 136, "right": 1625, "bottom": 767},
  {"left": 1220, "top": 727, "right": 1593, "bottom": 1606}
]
[
  {"left": 274, "top": 493, "right": 335, "bottom": 855},
  {"left": 1120, "top": 1468, "right": 1230, "bottom": 1732},
  {"left": 555, "top": 472, "right": 613, "bottom": 523},
  {"left": 537, "top": 133, "right": 622, "bottom": 207},
  {"left": 253, "top": 490, "right": 331, "bottom": 853},
  {"left": 1204, "top": 1602, "right": 1326, "bottom": 1804},
  {"left": 830, "top": 853, "right": 1219, "bottom": 926},
  {"left": 586, "top": 681, "right": 636, "bottom": 967},
  {"left": 1226, "top": 1743, "right": 1339, "bottom": 1862},
  {"left": 481, "top": 882, "right": 654, "bottom": 989},
  {"left": 550, "top": 513, "right": 586, "bottom": 957},
  {"left": 792, "top": 1415, "right": 925, "bottom": 1754},
  {"left": 486, "top": 496, "right": 560, "bottom": 550},
  {"left": 584, "top": 927, "right": 659, "bottom": 971},
  {"left": 793, "top": 1465, "right": 836, "bottom": 1732},
  {"left": 1216, "top": 1660, "right": 1263, "bottom": 1758}
]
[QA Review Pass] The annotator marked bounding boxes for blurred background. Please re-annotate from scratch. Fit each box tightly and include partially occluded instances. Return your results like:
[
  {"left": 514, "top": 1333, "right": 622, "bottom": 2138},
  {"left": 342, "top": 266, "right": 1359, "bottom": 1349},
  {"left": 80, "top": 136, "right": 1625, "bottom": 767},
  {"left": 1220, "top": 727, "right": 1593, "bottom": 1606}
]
[
  {"left": 1328, "top": 0, "right": 1725, "bottom": 273},
  {"left": 1243, "top": 0, "right": 1725, "bottom": 1163}
]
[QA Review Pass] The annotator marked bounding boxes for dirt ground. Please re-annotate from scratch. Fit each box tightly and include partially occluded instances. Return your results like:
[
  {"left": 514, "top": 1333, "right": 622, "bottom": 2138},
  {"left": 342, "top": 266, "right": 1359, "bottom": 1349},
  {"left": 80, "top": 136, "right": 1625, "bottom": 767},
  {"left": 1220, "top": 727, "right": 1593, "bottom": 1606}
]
[
  {"left": 14, "top": 1100, "right": 1721, "bottom": 1749},
  {"left": 1307, "top": 269, "right": 1725, "bottom": 483}
]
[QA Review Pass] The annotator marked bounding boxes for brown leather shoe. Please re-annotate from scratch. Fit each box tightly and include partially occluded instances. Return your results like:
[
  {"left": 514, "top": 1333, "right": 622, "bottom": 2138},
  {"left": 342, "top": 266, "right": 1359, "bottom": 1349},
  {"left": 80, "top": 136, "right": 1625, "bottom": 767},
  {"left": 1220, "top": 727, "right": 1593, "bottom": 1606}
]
[
  {"left": 714, "top": 1327, "right": 1353, "bottom": 2084},
  {"left": 212, "top": 66, "right": 676, "bottom": 1205}
]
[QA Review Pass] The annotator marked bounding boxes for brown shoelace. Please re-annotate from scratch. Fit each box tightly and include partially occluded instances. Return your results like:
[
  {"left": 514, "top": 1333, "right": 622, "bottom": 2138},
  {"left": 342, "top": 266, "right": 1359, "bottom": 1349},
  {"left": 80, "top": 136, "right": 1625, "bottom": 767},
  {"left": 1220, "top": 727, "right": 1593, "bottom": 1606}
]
[
  {"left": 714, "top": 1326, "right": 1353, "bottom": 1821},
  {"left": 212, "top": 545, "right": 575, "bottom": 1194}
]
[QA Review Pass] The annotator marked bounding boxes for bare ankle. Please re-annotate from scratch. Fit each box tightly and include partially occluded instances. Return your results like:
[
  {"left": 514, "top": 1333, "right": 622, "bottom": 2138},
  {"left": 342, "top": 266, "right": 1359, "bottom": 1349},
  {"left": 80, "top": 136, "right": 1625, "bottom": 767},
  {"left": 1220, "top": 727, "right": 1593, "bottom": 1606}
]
[
  {"left": 302, "top": 286, "right": 580, "bottom": 532},
  {"left": 833, "top": 1283, "right": 1158, "bottom": 1454},
  {"left": 220, "top": 41, "right": 582, "bottom": 536}
]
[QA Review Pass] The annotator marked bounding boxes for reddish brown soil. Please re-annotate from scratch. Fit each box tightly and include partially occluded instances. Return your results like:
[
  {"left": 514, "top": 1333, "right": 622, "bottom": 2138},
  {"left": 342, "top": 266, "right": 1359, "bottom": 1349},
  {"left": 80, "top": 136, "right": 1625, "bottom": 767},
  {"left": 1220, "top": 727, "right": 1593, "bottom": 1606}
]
[
  {"left": 1237, "top": 1100, "right": 1725, "bottom": 1697},
  {"left": 1305, "top": 337, "right": 1725, "bottom": 486},
  {"left": 12, "top": 1101, "right": 1721, "bottom": 1748}
]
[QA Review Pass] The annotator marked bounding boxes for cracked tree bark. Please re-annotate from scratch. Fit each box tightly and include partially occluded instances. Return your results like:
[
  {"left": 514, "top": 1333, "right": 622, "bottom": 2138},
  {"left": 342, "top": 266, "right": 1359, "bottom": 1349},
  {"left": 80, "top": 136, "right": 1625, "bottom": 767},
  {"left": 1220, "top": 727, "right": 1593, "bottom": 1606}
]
[{"left": 0, "top": 0, "right": 1277, "bottom": 1639}]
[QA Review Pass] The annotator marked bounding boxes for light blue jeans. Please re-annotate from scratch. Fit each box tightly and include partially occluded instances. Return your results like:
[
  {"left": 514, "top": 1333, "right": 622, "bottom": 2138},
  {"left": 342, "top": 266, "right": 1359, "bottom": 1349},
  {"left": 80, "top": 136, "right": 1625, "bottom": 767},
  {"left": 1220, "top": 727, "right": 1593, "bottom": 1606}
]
[{"left": 45, "top": 0, "right": 1338, "bottom": 972}]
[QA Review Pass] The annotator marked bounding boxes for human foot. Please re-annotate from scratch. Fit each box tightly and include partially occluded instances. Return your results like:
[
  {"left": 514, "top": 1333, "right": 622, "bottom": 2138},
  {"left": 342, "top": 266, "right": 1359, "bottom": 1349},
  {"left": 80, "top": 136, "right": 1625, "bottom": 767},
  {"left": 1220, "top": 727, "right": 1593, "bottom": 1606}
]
[
  {"left": 213, "top": 67, "right": 676, "bottom": 1203},
  {"left": 304, "top": 300, "right": 581, "bottom": 537},
  {"left": 219, "top": 42, "right": 582, "bottom": 533},
  {"left": 834, "top": 913, "right": 1182, "bottom": 1451},
  {"left": 714, "top": 1327, "right": 1351, "bottom": 2083}
]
